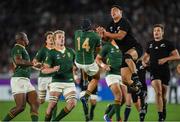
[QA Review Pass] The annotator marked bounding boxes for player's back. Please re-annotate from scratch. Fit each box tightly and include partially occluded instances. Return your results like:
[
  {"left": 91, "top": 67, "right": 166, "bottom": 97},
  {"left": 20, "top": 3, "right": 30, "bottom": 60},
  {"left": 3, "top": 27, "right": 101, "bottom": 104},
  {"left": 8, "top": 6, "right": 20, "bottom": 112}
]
[{"left": 74, "top": 30, "right": 101, "bottom": 65}]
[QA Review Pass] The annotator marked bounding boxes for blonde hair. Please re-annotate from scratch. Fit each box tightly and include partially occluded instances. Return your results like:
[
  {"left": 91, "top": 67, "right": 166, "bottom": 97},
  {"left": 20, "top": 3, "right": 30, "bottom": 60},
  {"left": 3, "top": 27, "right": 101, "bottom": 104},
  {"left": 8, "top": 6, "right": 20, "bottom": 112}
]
[{"left": 54, "top": 30, "right": 65, "bottom": 36}]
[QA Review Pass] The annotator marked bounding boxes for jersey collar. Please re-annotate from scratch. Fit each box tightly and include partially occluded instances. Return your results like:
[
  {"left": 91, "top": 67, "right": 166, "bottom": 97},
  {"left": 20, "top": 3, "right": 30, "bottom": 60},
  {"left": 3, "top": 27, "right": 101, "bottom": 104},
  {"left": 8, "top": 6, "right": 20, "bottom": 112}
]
[
  {"left": 55, "top": 47, "right": 66, "bottom": 53},
  {"left": 15, "top": 44, "right": 25, "bottom": 49}
]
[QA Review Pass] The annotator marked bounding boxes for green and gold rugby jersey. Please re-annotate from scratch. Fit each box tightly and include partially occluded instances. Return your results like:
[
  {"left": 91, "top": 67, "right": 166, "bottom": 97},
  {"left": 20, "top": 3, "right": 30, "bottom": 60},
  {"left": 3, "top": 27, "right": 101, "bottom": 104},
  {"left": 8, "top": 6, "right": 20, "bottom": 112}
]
[
  {"left": 45, "top": 47, "right": 75, "bottom": 83},
  {"left": 99, "top": 42, "right": 123, "bottom": 75},
  {"left": 11, "top": 44, "right": 31, "bottom": 78},
  {"left": 34, "top": 46, "right": 54, "bottom": 77},
  {"left": 74, "top": 30, "right": 101, "bottom": 64}
]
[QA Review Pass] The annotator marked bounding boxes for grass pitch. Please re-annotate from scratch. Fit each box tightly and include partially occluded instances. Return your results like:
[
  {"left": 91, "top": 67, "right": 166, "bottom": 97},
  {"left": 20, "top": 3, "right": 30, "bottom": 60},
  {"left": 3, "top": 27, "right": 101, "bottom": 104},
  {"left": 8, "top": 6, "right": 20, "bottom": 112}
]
[{"left": 0, "top": 101, "right": 180, "bottom": 121}]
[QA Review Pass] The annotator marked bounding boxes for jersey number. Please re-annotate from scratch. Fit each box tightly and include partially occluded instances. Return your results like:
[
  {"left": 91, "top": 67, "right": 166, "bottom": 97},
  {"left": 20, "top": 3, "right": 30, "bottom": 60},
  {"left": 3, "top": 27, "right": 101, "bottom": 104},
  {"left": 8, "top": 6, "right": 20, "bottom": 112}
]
[{"left": 77, "top": 37, "right": 90, "bottom": 52}]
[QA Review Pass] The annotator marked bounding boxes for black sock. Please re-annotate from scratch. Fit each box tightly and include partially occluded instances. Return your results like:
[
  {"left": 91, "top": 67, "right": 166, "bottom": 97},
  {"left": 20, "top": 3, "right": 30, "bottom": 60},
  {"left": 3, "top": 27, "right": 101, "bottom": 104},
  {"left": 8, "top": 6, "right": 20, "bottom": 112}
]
[
  {"left": 124, "top": 105, "right": 131, "bottom": 122},
  {"left": 163, "top": 108, "right": 166, "bottom": 120},
  {"left": 139, "top": 112, "right": 145, "bottom": 122},
  {"left": 82, "top": 103, "right": 89, "bottom": 121},
  {"left": 158, "top": 112, "right": 164, "bottom": 121},
  {"left": 89, "top": 104, "right": 96, "bottom": 120},
  {"left": 53, "top": 107, "right": 70, "bottom": 121}
]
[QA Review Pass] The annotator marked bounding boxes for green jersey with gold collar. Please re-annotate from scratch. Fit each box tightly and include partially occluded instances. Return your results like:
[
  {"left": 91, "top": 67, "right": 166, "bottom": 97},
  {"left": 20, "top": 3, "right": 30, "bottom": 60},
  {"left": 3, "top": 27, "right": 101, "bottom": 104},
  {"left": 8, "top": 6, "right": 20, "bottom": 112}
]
[
  {"left": 11, "top": 44, "right": 31, "bottom": 78},
  {"left": 74, "top": 30, "right": 101, "bottom": 64},
  {"left": 45, "top": 47, "right": 75, "bottom": 83},
  {"left": 99, "top": 42, "right": 123, "bottom": 75}
]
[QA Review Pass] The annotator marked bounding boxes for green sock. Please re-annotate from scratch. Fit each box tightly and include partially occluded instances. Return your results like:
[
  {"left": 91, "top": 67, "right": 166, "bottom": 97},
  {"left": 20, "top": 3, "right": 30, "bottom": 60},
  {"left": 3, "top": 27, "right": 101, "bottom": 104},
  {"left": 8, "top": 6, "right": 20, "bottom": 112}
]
[
  {"left": 53, "top": 107, "right": 69, "bottom": 121},
  {"left": 31, "top": 114, "right": 38, "bottom": 122},
  {"left": 52, "top": 105, "right": 57, "bottom": 120},
  {"left": 114, "top": 103, "right": 121, "bottom": 121},
  {"left": 107, "top": 105, "right": 115, "bottom": 118},
  {"left": 3, "top": 112, "right": 14, "bottom": 121},
  {"left": 45, "top": 114, "right": 52, "bottom": 122}
]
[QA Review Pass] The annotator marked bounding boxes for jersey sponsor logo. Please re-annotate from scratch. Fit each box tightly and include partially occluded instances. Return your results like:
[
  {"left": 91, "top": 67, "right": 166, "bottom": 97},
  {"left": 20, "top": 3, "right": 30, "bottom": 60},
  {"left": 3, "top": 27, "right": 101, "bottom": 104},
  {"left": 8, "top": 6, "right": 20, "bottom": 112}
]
[
  {"left": 110, "top": 26, "right": 113, "bottom": 32},
  {"left": 155, "top": 46, "right": 159, "bottom": 49},
  {"left": 117, "top": 26, "right": 121, "bottom": 31},
  {"left": 160, "top": 43, "right": 166, "bottom": 47},
  {"left": 150, "top": 75, "right": 154, "bottom": 80},
  {"left": 57, "top": 54, "right": 60, "bottom": 59},
  {"left": 149, "top": 44, "right": 153, "bottom": 48},
  {"left": 110, "top": 48, "right": 115, "bottom": 53},
  {"left": 68, "top": 53, "right": 71, "bottom": 57}
]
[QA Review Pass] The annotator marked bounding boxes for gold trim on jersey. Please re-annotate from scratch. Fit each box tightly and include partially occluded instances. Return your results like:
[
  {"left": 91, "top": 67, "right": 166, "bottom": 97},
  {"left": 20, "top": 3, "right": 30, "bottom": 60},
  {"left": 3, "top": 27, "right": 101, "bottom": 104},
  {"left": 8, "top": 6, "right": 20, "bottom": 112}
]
[{"left": 15, "top": 44, "right": 25, "bottom": 49}]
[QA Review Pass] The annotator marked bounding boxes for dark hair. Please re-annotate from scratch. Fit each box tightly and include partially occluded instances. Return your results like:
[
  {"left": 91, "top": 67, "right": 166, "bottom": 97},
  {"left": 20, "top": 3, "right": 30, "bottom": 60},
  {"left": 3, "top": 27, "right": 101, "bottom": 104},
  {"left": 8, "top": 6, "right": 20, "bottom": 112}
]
[
  {"left": 81, "top": 19, "right": 92, "bottom": 31},
  {"left": 111, "top": 5, "right": 123, "bottom": 11},
  {"left": 15, "top": 32, "right": 28, "bottom": 41},
  {"left": 153, "top": 24, "right": 164, "bottom": 31},
  {"left": 44, "top": 31, "right": 54, "bottom": 38}
]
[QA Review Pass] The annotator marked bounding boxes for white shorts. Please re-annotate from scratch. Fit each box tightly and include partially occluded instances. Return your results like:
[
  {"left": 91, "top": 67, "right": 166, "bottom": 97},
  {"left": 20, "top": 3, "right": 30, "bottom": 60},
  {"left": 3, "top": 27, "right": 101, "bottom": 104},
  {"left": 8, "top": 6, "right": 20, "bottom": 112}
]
[
  {"left": 11, "top": 77, "right": 35, "bottom": 95},
  {"left": 38, "top": 77, "right": 52, "bottom": 91},
  {"left": 75, "top": 61, "right": 99, "bottom": 76},
  {"left": 105, "top": 74, "right": 122, "bottom": 87},
  {"left": 49, "top": 82, "right": 76, "bottom": 97},
  {"left": 79, "top": 91, "right": 98, "bottom": 100}
]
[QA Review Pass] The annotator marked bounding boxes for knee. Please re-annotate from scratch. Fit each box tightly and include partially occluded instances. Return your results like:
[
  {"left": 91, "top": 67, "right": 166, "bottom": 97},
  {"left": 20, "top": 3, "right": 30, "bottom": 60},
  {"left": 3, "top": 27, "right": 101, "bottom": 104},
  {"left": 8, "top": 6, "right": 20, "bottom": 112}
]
[
  {"left": 39, "top": 99, "right": 45, "bottom": 104},
  {"left": 124, "top": 54, "right": 133, "bottom": 63},
  {"left": 67, "top": 99, "right": 77, "bottom": 110},
  {"left": 156, "top": 90, "right": 162, "bottom": 97},
  {"left": 114, "top": 92, "right": 122, "bottom": 101}
]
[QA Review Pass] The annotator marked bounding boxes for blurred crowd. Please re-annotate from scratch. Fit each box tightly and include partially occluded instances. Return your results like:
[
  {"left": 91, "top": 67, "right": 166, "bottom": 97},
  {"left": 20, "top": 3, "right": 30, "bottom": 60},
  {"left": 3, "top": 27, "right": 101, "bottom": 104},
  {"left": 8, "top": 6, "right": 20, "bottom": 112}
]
[{"left": 0, "top": 0, "right": 180, "bottom": 73}]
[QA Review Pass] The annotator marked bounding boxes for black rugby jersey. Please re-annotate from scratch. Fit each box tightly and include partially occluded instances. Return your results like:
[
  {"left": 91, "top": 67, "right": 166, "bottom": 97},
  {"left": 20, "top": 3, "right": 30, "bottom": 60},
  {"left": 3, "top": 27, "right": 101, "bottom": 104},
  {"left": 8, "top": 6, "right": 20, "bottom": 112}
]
[
  {"left": 146, "top": 39, "right": 175, "bottom": 68},
  {"left": 107, "top": 18, "right": 138, "bottom": 53}
]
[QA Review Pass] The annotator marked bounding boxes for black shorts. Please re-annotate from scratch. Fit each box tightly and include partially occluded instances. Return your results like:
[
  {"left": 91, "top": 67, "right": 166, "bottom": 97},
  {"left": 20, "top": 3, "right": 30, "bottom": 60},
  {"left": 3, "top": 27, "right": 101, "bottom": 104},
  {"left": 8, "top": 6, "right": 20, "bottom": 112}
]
[
  {"left": 150, "top": 67, "right": 170, "bottom": 85},
  {"left": 127, "top": 87, "right": 138, "bottom": 103},
  {"left": 121, "top": 44, "right": 143, "bottom": 68}
]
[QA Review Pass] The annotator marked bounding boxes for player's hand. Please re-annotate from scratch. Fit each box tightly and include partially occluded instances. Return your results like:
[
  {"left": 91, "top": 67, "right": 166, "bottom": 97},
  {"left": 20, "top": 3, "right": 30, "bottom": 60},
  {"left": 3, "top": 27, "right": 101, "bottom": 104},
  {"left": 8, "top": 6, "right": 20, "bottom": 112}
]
[
  {"left": 96, "top": 26, "right": 105, "bottom": 38},
  {"left": 53, "top": 66, "right": 60, "bottom": 72},
  {"left": 158, "top": 58, "right": 168, "bottom": 65},
  {"left": 33, "top": 62, "right": 42, "bottom": 69},
  {"left": 177, "top": 64, "right": 180, "bottom": 74},
  {"left": 142, "top": 60, "right": 148, "bottom": 67},
  {"left": 100, "top": 63, "right": 110, "bottom": 71}
]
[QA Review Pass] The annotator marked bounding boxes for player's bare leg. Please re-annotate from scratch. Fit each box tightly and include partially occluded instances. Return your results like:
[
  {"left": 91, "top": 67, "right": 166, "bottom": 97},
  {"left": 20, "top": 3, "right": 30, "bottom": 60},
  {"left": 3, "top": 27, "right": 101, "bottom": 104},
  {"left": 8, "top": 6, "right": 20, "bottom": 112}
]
[
  {"left": 108, "top": 83, "right": 122, "bottom": 121},
  {"left": 162, "top": 84, "right": 168, "bottom": 120},
  {"left": 27, "top": 91, "right": 39, "bottom": 121},
  {"left": 80, "top": 71, "right": 100, "bottom": 121},
  {"left": 104, "top": 84, "right": 127, "bottom": 120},
  {"left": 54, "top": 91, "right": 77, "bottom": 121},
  {"left": 86, "top": 71, "right": 100, "bottom": 96},
  {"left": 151, "top": 80, "right": 164, "bottom": 121},
  {"left": 45, "top": 92, "right": 60, "bottom": 121},
  {"left": 3, "top": 93, "right": 26, "bottom": 121},
  {"left": 123, "top": 49, "right": 143, "bottom": 91}
]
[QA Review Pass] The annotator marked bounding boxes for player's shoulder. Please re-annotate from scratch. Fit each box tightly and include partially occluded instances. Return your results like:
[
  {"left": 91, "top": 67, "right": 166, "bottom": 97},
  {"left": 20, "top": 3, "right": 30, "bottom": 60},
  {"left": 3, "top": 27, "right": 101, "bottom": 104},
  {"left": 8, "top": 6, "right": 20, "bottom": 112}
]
[
  {"left": 102, "top": 42, "right": 111, "bottom": 49},
  {"left": 48, "top": 48, "right": 56, "bottom": 54},
  {"left": 66, "top": 47, "right": 75, "bottom": 53},
  {"left": 163, "top": 39, "right": 172, "bottom": 44},
  {"left": 120, "top": 17, "right": 129, "bottom": 24},
  {"left": 75, "top": 30, "right": 83, "bottom": 34},
  {"left": 147, "top": 40, "right": 154, "bottom": 44}
]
